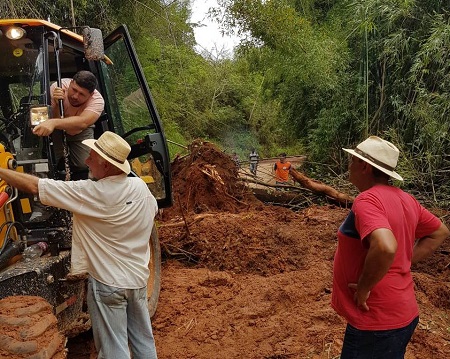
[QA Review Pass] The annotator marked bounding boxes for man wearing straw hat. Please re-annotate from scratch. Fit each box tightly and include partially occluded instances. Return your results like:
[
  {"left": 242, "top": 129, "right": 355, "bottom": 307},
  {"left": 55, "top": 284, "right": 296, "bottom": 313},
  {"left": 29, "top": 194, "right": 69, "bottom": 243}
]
[
  {"left": 0, "top": 131, "right": 158, "bottom": 359},
  {"left": 332, "top": 136, "right": 449, "bottom": 358}
]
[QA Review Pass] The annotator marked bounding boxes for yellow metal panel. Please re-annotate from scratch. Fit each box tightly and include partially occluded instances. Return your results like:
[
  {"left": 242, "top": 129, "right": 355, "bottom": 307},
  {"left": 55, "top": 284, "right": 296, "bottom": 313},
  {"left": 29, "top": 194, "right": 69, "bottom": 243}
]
[
  {"left": 141, "top": 175, "right": 155, "bottom": 184},
  {"left": 20, "top": 198, "right": 32, "bottom": 214}
]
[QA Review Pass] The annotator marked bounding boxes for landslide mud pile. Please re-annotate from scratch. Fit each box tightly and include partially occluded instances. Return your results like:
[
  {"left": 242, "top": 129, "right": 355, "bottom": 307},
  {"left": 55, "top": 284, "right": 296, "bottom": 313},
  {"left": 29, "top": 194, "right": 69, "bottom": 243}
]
[
  {"left": 161, "top": 139, "right": 261, "bottom": 220},
  {"left": 158, "top": 140, "right": 349, "bottom": 275}
]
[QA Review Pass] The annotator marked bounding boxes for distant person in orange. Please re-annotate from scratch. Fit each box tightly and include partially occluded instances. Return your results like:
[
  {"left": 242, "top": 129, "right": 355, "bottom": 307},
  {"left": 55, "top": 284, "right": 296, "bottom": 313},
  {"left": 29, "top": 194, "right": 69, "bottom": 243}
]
[{"left": 273, "top": 153, "right": 292, "bottom": 185}]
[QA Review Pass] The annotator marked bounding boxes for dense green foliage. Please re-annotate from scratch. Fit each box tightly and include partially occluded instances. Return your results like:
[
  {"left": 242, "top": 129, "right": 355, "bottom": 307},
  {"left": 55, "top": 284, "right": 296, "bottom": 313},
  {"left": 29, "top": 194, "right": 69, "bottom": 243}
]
[
  {"left": 220, "top": 0, "right": 450, "bottom": 201},
  {"left": 2, "top": 0, "right": 450, "bottom": 201}
]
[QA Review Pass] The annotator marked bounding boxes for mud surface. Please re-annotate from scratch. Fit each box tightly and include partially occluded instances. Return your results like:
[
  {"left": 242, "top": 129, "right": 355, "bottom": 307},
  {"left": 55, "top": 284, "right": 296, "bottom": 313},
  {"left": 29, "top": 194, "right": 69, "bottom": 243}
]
[
  {"left": 0, "top": 296, "right": 66, "bottom": 358},
  {"left": 68, "top": 140, "right": 450, "bottom": 358}
]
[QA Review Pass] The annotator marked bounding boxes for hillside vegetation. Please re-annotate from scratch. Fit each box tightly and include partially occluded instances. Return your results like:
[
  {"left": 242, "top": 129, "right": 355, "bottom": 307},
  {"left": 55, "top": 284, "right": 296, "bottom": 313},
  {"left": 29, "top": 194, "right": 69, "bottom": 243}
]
[{"left": 4, "top": 0, "right": 450, "bottom": 203}]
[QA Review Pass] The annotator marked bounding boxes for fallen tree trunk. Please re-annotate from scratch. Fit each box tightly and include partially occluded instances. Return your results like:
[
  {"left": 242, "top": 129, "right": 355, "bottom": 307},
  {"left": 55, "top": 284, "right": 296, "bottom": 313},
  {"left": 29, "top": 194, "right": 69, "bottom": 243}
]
[
  {"left": 289, "top": 168, "right": 354, "bottom": 206},
  {"left": 243, "top": 175, "right": 309, "bottom": 192},
  {"left": 251, "top": 187, "right": 319, "bottom": 208}
]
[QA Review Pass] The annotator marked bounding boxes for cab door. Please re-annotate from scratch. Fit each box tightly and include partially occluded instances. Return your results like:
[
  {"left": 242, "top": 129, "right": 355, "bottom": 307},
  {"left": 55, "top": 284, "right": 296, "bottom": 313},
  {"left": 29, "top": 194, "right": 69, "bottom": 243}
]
[{"left": 99, "top": 25, "right": 172, "bottom": 208}]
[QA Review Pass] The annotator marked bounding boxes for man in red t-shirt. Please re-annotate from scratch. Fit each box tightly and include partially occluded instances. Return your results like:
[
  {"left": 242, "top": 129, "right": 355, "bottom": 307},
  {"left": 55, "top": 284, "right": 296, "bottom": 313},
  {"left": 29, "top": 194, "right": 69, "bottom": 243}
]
[
  {"left": 332, "top": 136, "right": 449, "bottom": 358},
  {"left": 273, "top": 153, "right": 292, "bottom": 185}
]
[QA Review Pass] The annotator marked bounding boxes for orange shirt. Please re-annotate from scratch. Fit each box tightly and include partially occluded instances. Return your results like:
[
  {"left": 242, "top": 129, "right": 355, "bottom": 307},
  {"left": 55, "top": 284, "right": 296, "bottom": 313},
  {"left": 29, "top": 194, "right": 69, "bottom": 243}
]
[{"left": 274, "top": 160, "right": 291, "bottom": 182}]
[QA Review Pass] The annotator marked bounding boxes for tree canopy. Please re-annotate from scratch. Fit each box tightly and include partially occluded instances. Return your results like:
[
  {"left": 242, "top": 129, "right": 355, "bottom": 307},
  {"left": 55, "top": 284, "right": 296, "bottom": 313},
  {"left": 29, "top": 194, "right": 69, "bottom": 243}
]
[{"left": 2, "top": 0, "right": 450, "bottom": 201}]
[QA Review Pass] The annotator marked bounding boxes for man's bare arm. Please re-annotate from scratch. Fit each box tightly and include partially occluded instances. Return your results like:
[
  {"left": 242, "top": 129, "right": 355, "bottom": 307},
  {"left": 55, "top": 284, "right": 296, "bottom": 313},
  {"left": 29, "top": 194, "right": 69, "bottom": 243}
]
[
  {"left": 350, "top": 228, "right": 397, "bottom": 311},
  {"left": 412, "top": 223, "right": 449, "bottom": 264},
  {"left": 32, "top": 111, "right": 99, "bottom": 137},
  {"left": 0, "top": 168, "right": 39, "bottom": 195}
]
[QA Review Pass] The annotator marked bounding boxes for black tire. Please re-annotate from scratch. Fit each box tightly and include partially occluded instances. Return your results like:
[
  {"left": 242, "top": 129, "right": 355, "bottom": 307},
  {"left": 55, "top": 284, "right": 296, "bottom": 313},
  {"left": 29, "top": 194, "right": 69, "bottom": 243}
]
[
  {"left": 147, "top": 225, "right": 161, "bottom": 318},
  {"left": 0, "top": 295, "right": 66, "bottom": 358}
]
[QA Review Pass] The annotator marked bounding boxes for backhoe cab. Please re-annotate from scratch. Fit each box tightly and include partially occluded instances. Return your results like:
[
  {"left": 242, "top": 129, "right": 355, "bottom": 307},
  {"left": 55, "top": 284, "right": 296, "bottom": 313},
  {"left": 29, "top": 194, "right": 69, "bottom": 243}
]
[{"left": 0, "top": 19, "right": 171, "bottom": 342}]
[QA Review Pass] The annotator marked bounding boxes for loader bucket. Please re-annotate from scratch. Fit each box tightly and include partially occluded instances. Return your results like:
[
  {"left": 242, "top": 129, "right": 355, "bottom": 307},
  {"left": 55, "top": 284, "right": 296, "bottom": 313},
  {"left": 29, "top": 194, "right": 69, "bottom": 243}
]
[{"left": 82, "top": 27, "right": 104, "bottom": 61}]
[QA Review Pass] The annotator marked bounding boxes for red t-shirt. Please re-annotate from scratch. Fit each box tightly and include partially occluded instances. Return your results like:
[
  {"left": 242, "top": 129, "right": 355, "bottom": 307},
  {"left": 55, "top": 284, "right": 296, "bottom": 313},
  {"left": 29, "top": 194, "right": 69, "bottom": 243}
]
[{"left": 332, "top": 184, "right": 441, "bottom": 330}]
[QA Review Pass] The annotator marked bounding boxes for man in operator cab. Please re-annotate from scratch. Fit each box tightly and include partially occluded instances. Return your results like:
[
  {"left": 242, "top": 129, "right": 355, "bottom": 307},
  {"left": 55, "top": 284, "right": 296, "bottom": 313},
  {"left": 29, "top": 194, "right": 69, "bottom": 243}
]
[{"left": 32, "top": 70, "right": 105, "bottom": 178}]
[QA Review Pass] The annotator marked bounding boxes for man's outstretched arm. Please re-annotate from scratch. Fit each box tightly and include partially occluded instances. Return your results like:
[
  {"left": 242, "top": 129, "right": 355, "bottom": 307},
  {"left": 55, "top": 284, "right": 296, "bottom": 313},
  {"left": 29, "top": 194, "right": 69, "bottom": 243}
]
[
  {"left": 32, "top": 111, "right": 99, "bottom": 137},
  {"left": 0, "top": 168, "right": 39, "bottom": 195}
]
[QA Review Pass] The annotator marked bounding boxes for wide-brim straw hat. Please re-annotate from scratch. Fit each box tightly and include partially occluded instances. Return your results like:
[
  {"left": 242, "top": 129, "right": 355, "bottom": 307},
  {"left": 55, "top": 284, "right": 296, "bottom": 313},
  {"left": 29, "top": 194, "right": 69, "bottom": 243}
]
[
  {"left": 343, "top": 136, "right": 403, "bottom": 181},
  {"left": 82, "top": 131, "right": 131, "bottom": 174}
]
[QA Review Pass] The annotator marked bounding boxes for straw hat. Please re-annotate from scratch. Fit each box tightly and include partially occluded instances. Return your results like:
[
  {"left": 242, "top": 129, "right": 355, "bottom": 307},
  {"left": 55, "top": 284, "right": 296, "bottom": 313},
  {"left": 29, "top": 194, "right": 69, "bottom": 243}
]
[
  {"left": 82, "top": 131, "right": 131, "bottom": 174},
  {"left": 343, "top": 136, "right": 403, "bottom": 181}
]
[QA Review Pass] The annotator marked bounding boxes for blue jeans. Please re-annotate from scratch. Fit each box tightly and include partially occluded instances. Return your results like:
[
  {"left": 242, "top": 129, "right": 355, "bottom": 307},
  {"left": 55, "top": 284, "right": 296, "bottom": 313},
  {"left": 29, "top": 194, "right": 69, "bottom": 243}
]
[
  {"left": 87, "top": 277, "right": 158, "bottom": 359},
  {"left": 341, "top": 316, "right": 419, "bottom": 359}
]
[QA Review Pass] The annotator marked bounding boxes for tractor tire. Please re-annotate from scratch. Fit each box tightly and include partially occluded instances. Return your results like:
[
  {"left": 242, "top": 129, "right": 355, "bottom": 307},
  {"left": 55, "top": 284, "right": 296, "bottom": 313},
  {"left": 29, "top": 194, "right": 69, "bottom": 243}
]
[
  {"left": 147, "top": 225, "right": 161, "bottom": 318},
  {"left": 0, "top": 295, "right": 66, "bottom": 358}
]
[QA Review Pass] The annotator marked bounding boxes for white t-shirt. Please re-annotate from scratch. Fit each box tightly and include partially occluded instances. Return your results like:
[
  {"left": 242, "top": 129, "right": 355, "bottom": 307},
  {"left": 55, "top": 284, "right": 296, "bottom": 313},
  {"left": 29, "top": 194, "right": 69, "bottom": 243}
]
[{"left": 38, "top": 174, "right": 158, "bottom": 288}]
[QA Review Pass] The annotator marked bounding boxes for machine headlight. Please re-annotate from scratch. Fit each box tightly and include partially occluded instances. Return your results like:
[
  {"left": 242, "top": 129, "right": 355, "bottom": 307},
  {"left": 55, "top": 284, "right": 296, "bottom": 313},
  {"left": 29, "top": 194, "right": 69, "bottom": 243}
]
[{"left": 5, "top": 26, "right": 26, "bottom": 40}]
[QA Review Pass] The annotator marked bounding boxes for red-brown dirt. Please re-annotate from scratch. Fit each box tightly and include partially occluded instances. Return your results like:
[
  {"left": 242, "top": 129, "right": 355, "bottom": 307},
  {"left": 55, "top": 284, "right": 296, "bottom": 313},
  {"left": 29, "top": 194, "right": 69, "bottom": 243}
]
[
  {"left": 0, "top": 296, "right": 66, "bottom": 358},
  {"left": 68, "top": 140, "right": 450, "bottom": 358}
]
